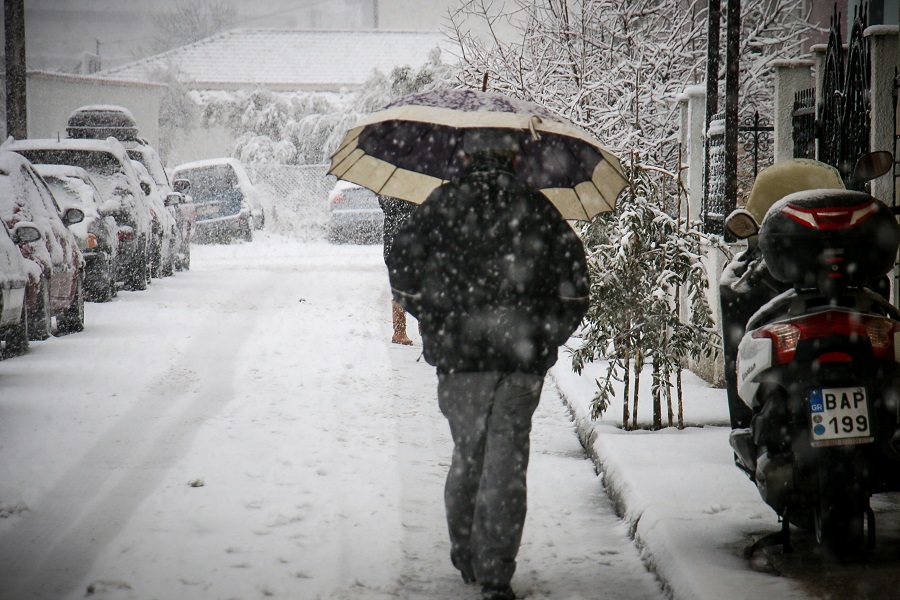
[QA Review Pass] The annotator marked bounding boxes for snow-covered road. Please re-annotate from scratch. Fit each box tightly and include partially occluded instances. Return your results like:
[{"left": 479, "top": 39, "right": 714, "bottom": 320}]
[{"left": 0, "top": 234, "right": 664, "bottom": 600}]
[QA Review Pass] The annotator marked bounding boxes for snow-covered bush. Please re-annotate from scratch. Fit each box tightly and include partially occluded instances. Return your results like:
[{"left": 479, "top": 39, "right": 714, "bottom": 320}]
[
  {"left": 571, "top": 164, "right": 724, "bottom": 430},
  {"left": 196, "top": 50, "right": 458, "bottom": 166}
]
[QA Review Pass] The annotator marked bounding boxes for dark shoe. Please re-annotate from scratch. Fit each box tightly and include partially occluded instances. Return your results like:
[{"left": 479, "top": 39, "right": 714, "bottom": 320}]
[
  {"left": 451, "top": 552, "right": 476, "bottom": 584},
  {"left": 481, "top": 584, "right": 516, "bottom": 600}
]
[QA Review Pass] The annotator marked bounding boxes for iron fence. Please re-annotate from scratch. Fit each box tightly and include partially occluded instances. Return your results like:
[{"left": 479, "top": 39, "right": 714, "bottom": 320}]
[{"left": 792, "top": 88, "right": 817, "bottom": 160}]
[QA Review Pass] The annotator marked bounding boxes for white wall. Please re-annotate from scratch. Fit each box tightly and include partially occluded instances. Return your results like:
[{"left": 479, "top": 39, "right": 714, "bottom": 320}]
[{"left": 25, "top": 72, "right": 165, "bottom": 146}]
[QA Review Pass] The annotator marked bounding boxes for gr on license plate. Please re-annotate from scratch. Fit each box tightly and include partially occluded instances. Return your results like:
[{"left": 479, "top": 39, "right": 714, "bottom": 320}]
[{"left": 809, "top": 387, "right": 874, "bottom": 447}]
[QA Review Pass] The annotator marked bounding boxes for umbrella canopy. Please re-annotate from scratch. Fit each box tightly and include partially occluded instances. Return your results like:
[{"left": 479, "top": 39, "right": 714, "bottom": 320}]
[{"left": 328, "top": 89, "right": 629, "bottom": 221}]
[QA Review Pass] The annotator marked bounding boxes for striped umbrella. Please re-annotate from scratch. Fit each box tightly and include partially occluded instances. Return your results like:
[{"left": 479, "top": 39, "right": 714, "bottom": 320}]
[{"left": 328, "top": 89, "right": 629, "bottom": 221}]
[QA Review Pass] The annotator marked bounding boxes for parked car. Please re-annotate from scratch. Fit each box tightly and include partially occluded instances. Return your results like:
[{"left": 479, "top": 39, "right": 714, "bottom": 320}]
[
  {"left": 171, "top": 158, "right": 263, "bottom": 243},
  {"left": 0, "top": 219, "right": 40, "bottom": 357},
  {"left": 326, "top": 180, "right": 384, "bottom": 244},
  {"left": 0, "top": 150, "right": 85, "bottom": 338},
  {"left": 127, "top": 143, "right": 193, "bottom": 271},
  {"left": 3, "top": 137, "right": 153, "bottom": 292},
  {"left": 66, "top": 104, "right": 194, "bottom": 271},
  {"left": 33, "top": 164, "right": 119, "bottom": 302},
  {"left": 132, "top": 161, "right": 178, "bottom": 279}
]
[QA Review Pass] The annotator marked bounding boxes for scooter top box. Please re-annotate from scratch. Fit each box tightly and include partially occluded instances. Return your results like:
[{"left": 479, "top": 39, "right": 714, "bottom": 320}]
[{"left": 758, "top": 189, "right": 899, "bottom": 288}]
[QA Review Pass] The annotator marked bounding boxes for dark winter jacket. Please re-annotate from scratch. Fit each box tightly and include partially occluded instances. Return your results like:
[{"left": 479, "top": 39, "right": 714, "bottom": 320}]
[{"left": 386, "top": 155, "right": 590, "bottom": 375}]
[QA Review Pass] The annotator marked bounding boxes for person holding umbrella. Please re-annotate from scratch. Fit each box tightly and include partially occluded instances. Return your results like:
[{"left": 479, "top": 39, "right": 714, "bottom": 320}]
[
  {"left": 329, "top": 88, "right": 627, "bottom": 600},
  {"left": 386, "top": 129, "right": 590, "bottom": 599}
]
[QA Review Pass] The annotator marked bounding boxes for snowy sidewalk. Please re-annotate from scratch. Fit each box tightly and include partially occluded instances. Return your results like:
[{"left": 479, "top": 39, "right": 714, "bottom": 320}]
[{"left": 550, "top": 355, "right": 814, "bottom": 600}]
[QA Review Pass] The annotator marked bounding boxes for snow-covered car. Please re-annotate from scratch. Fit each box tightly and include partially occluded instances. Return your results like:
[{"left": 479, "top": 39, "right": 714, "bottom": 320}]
[
  {"left": 326, "top": 180, "right": 384, "bottom": 244},
  {"left": 3, "top": 137, "right": 153, "bottom": 292},
  {"left": 171, "top": 158, "right": 263, "bottom": 243},
  {"left": 0, "top": 219, "right": 40, "bottom": 357},
  {"left": 34, "top": 164, "right": 119, "bottom": 302},
  {"left": 0, "top": 151, "right": 86, "bottom": 339},
  {"left": 66, "top": 104, "right": 194, "bottom": 271},
  {"left": 127, "top": 143, "right": 193, "bottom": 271},
  {"left": 66, "top": 104, "right": 194, "bottom": 272},
  {"left": 132, "top": 161, "right": 178, "bottom": 279}
]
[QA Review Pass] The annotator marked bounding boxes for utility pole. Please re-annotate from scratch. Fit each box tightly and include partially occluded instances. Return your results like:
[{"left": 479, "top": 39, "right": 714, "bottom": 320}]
[
  {"left": 723, "top": 0, "right": 741, "bottom": 228},
  {"left": 373, "top": 0, "right": 379, "bottom": 28},
  {"left": 4, "top": 0, "right": 27, "bottom": 140}
]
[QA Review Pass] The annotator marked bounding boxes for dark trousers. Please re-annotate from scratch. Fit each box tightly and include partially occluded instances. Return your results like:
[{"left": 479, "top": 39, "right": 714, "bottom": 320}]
[{"left": 437, "top": 371, "right": 543, "bottom": 588}]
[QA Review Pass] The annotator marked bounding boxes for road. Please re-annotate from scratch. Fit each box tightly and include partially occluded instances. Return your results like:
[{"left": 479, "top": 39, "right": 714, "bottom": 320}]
[{"left": 0, "top": 235, "right": 665, "bottom": 600}]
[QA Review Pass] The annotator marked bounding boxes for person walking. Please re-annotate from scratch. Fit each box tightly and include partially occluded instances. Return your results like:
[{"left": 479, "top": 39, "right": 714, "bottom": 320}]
[
  {"left": 386, "top": 130, "right": 590, "bottom": 600},
  {"left": 379, "top": 194, "right": 416, "bottom": 345}
]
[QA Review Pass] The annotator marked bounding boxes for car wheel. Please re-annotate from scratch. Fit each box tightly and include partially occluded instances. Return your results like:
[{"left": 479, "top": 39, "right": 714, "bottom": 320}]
[
  {"left": 242, "top": 220, "right": 253, "bottom": 243},
  {"left": 150, "top": 233, "right": 162, "bottom": 279},
  {"left": 109, "top": 257, "right": 119, "bottom": 299},
  {"left": 125, "top": 251, "right": 148, "bottom": 291},
  {"left": 56, "top": 276, "right": 85, "bottom": 336},
  {"left": 3, "top": 302, "right": 29, "bottom": 358},
  {"left": 27, "top": 277, "right": 52, "bottom": 341}
]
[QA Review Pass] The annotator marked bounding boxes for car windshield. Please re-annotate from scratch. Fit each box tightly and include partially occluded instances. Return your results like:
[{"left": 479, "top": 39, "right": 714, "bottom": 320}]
[
  {"left": 176, "top": 165, "right": 239, "bottom": 204},
  {"left": 16, "top": 149, "right": 128, "bottom": 201},
  {"left": 42, "top": 177, "right": 79, "bottom": 203},
  {"left": 16, "top": 148, "right": 121, "bottom": 178}
]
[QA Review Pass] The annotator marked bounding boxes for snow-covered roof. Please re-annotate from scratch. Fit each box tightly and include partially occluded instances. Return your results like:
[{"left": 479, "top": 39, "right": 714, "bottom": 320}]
[{"left": 96, "top": 29, "right": 455, "bottom": 92}]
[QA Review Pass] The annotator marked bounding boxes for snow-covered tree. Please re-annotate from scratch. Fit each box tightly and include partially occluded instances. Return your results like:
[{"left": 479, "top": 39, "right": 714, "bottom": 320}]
[
  {"left": 147, "top": 0, "right": 237, "bottom": 55},
  {"left": 570, "top": 163, "right": 724, "bottom": 429},
  {"left": 447, "top": 0, "right": 813, "bottom": 175},
  {"left": 198, "top": 49, "right": 458, "bottom": 166},
  {"left": 152, "top": 64, "right": 199, "bottom": 163}
]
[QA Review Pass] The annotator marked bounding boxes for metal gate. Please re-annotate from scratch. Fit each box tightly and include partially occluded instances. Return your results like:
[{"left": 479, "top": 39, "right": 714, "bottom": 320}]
[
  {"left": 807, "top": 3, "right": 872, "bottom": 189},
  {"left": 792, "top": 88, "right": 816, "bottom": 159},
  {"left": 703, "top": 109, "right": 772, "bottom": 234}
]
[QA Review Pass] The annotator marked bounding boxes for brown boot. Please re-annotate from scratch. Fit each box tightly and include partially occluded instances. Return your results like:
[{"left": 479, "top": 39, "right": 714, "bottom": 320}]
[{"left": 391, "top": 301, "right": 413, "bottom": 345}]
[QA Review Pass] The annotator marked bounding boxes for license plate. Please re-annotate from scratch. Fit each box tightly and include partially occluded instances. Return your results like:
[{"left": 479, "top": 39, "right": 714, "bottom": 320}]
[{"left": 809, "top": 387, "right": 874, "bottom": 447}]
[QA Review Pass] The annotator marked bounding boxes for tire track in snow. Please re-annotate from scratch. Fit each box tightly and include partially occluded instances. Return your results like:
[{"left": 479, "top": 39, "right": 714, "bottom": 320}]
[{"left": 0, "top": 269, "right": 277, "bottom": 599}]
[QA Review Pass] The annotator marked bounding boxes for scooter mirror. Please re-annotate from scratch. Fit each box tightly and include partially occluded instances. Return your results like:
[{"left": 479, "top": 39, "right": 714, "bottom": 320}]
[
  {"left": 724, "top": 208, "right": 759, "bottom": 240},
  {"left": 853, "top": 151, "right": 893, "bottom": 182}
]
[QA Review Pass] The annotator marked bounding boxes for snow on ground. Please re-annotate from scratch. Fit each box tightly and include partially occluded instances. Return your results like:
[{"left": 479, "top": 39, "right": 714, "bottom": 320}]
[
  {"left": 0, "top": 234, "right": 661, "bottom": 600},
  {"left": 3, "top": 232, "right": 896, "bottom": 600}
]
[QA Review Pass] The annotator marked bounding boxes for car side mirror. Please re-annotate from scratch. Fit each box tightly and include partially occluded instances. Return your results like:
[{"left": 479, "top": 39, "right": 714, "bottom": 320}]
[
  {"left": 62, "top": 207, "right": 85, "bottom": 226},
  {"left": 12, "top": 223, "right": 41, "bottom": 244},
  {"left": 165, "top": 192, "right": 182, "bottom": 207},
  {"left": 724, "top": 208, "right": 759, "bottom": 240},
  {"left": 173, "top": 178, "right": 191, "bottom": 194}
]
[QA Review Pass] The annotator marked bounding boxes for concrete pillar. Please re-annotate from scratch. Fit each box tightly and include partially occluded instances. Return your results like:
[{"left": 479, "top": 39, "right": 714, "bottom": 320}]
[
  {"left": 772, "top": 59, "right": 814, "bottom": 162},
  {"left": 810, "top": 43, "right": 828, "bottom": 108},
  {"left": 679, "top": 85, "right": 706, "bottom": 223},
  {"left": 865, "top": 25, "right": 899, "bottom": 204}
]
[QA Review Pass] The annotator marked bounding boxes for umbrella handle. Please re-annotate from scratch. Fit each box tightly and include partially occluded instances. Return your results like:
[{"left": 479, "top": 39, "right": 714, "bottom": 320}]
[{"left": 529, "top": 116, "right": 542, "bottom": 141}]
